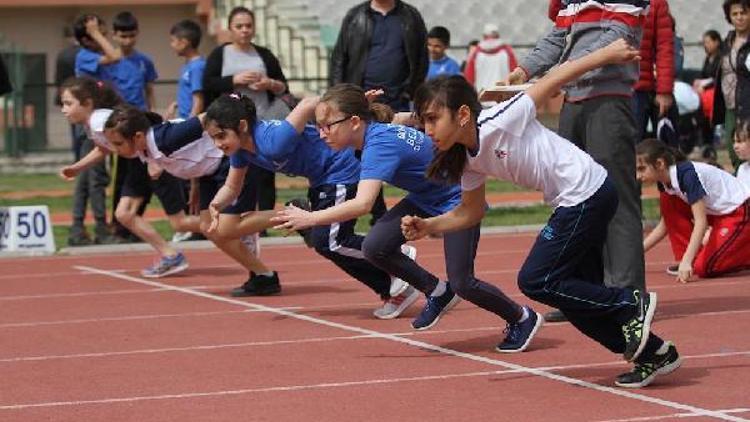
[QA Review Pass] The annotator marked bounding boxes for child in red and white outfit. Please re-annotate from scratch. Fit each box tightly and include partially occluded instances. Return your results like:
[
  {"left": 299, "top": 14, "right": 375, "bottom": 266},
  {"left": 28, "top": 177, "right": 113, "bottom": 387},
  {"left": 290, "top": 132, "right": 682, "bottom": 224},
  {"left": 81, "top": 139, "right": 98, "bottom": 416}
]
[{"left": 638, "top": 138, "right": 750, "bottom": 282}]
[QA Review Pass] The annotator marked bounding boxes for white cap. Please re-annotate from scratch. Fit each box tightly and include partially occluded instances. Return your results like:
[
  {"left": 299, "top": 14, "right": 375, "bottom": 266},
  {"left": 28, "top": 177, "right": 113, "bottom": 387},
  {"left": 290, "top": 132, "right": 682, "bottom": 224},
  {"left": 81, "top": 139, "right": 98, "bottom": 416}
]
[{"left": 483, "top": 23, "right": 499, "bottom": 36}]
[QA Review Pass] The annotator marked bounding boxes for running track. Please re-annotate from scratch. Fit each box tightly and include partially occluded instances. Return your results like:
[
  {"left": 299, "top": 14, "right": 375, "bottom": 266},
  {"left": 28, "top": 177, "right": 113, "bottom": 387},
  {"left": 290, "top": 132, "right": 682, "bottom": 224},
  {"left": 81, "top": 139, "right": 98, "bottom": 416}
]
[{"left": 1, "top": 233, "right": 748, "bottom": 421}]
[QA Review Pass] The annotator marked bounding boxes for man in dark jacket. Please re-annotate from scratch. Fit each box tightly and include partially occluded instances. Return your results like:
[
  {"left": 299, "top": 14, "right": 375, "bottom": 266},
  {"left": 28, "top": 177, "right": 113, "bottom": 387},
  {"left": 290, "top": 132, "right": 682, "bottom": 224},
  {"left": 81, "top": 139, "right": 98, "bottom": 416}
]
[
  {"left": 329, "top": 0, "right": 428, "bottom": 112},
  {"left": 0, "top": 55, "right": 11, "bottom": 96}
]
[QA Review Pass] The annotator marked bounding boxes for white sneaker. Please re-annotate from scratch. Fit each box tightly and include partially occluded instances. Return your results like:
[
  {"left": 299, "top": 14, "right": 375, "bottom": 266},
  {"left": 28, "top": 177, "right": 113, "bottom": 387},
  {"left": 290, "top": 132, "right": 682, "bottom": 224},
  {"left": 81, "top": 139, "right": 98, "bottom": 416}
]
[
  {"left": 373, "top": 286, "right": 420, "bottom": 319},
  {"left": 241, "top": 233, "right": 261, "bottom": 257},
  {"left": 666, "top": 264, "right": 678, "bottom": 276},
  {"left": 390, "top": 245, "right": 417, "bottom": 296},
  {"left": 171, "top": 231, "right": 193, "bottom": 242}
]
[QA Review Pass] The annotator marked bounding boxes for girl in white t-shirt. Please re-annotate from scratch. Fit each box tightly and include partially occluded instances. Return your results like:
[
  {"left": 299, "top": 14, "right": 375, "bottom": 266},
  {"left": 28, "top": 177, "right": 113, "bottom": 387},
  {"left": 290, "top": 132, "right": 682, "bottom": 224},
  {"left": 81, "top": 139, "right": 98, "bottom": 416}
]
[
  {"left": 733, "top": 118, "right": 750, "bottom": 187},
  {"left": 404, "top": 39, "right": 680, "bottom": 388},
  {"left": 638, "top": 138, "right": 750, "bottom": 282}
]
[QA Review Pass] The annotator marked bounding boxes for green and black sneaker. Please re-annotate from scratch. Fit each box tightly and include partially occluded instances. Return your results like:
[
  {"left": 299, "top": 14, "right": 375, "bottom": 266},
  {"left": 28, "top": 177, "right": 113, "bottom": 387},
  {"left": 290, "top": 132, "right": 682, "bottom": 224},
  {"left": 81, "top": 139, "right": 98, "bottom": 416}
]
[
  {"left": 615, "top": 341, "right": 681, "bottom": 388},
  {"left": 622, "top": 290, "right": 657, "bottom": 362}
]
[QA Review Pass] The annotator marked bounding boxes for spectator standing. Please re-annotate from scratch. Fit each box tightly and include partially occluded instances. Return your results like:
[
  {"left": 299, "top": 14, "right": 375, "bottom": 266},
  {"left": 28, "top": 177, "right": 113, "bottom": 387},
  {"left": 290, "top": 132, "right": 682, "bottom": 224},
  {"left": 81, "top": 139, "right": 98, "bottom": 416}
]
[
  {"left": 168, "top": 20, "right": 206, "bottom": 119},
  {"left": 426, "top": 26, "right": 461, "bottom": 80},
  {"left": 506, "top": 0, "right": 649, "bottom": 322},
  {"left": 633, "top": 0, "right": 677, "bottom": 143},
  {"left": 692, "top": 30, "right": 723, "bottom": 158},
  {"left": 329, "top": 0, "right": 428, "bottom": 112},
  {"left": 714, "top": 0, "right": 750, "bottom": 170},
  {"left": 55, "top": 27, "right": 83, "bottom": 158},
  {"left": 203, "top": 6, "right": 290, "bottom": 220},
  {"left": 463, "top": 24, "right": 517, "bottom": 93}
]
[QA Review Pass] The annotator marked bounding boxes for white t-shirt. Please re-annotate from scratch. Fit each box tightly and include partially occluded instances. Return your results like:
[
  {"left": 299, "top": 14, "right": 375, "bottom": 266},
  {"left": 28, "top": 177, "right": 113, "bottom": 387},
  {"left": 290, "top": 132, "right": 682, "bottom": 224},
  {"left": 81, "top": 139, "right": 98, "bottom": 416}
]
[
  {"left": 661, "top": 161, "right": 750, "bottom": 215},
  {"left": 87, "top": 109, "right": 114, "bottom": 151},
  {"left": 737, "top": 162, "right": 750, "bottom": 188},
  {"left": 461, "top": 94, "right": 607, "bottom": 208}
]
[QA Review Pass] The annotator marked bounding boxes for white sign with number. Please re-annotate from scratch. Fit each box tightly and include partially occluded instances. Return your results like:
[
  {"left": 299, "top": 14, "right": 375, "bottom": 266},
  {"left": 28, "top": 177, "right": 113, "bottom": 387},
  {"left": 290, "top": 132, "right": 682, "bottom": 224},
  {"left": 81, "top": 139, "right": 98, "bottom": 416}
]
[{"left": 0, "top": 206, "right": 56, "bottom": 254}]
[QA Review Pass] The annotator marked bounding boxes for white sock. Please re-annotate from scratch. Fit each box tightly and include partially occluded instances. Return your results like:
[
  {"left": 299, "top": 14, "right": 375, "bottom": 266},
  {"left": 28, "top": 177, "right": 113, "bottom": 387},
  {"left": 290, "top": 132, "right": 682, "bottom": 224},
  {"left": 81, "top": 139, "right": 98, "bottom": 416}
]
[
  {"left": 430, "top": 281, "right": 447, "bottom": 297},
  {"left": 517, "top": 306, "right": 529, "bottom": 323},
  {"left": 655, "top": 340, "right": 670, "bottom": 355}
]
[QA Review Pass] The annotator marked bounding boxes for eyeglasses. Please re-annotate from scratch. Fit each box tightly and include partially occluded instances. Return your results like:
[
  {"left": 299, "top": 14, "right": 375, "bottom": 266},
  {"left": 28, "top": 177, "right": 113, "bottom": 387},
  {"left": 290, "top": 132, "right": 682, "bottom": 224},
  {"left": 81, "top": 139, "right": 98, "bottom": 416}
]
[{"left": 317, "top": 116, "right": 351, "bottom": 134}]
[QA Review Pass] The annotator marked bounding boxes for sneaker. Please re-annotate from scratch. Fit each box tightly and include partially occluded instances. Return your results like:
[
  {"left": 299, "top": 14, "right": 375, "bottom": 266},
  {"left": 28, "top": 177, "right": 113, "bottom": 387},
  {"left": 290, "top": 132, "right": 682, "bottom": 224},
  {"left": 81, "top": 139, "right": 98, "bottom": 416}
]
[
  {"left": 622, "top": 290, "right": 657, "bottom": 362},
  {"left": 171, "top": 231, "right": 193, "bottom": 242},
  {"left": 67, "top": 233, "right": 92, "bottom": 246},
  {"left": 285, "top": 198, "right": 313, "bottom": 247},
  {"left": 544, "top": 309, "right": 568, "bottom": 323},
  {"left": 141, "top": 252, "right": 189, "bottom": 278},
  {"left": 373, "top": 286, "right": 420, "bottom": 319},
  {"left": 241, "top": 232, "right": 261, "bottom": 258},
  {"left": 411, "top": 284, "right": 461, "bottom": 330},
  {"left": 496, "top": 307, "right": 544, "bottom": 353},
  {"left": 389, "top": 245, "right": 417, "bottom": 297},
  {"left": 615, "top": 341, "right": 681, "bottom": 388},
  {"left": 666, "top": 265, "right": 678, "bottom": 276},
  {"left": 231, "top": 272, "right": 281, "bottom": 297}
]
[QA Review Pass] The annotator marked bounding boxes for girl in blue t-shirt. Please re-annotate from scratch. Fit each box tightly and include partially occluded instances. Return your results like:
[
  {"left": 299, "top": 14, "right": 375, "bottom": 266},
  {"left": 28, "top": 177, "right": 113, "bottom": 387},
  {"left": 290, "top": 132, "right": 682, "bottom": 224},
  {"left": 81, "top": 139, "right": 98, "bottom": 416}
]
[
  {"left": 273, "top": 84, "right": 537, "bottom": 341},
  {"left": 202, "top": 94, "right": 416, "bottom": 315},
  {"left": 102, "top": 104, "right": 276, "bottom": 294}
]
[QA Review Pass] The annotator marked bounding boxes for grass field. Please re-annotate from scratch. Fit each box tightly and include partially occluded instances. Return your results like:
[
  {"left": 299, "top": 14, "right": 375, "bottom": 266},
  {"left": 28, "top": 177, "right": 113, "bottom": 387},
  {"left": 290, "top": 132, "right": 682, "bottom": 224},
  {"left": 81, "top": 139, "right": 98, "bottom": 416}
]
[{"left": 2, "top": 173, "right": 660, "bottom": 250}]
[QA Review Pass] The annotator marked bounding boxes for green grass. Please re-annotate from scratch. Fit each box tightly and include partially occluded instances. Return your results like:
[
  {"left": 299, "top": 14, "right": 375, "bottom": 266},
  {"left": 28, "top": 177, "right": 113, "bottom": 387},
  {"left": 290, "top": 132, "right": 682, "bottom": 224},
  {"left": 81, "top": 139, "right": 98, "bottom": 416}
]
[{"left": 0, "top": 173, "right": 71, "bottom": 193}]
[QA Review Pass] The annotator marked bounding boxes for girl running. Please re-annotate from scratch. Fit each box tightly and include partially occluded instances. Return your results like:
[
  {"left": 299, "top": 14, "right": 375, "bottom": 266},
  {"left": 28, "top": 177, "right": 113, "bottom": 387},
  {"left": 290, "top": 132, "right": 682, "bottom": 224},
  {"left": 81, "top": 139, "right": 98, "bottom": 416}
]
[
  {"left": 638, "top": 138, "right": 750, "bottom": 282},
  {"left": 273, "top": 84, "right": 542, "bottom": 353},
  {"left": 403, "top": 39, "right": 680, "bottom": 387},
  {"left": 198, "top": 93, "right": 418, "bottom": 317},
  {"left": 59, "top": 76, "right": 195, "bottom": 277},
  {"left": 101, "top": 105, "right": 269, "bottom": 294}
]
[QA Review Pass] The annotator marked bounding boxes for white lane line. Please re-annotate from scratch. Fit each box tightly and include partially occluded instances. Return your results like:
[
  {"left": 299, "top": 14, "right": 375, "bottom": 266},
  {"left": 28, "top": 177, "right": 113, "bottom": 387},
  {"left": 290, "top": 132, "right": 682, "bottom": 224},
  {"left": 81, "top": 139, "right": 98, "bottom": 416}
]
[
  {"left": 36, "top": 265, "right": 741, "bottom": 421},
  {"left": 0, "top": 288, "right": 170, "bottom": 301},
  {"left": 596, "top": 408, "right": 750, "bottom": 422},
  {"left": 0, "top": 310, "right": 256, "bottom": 329},
  {"left": 0, "top": 269, "right": 127, "bottom": 280}
]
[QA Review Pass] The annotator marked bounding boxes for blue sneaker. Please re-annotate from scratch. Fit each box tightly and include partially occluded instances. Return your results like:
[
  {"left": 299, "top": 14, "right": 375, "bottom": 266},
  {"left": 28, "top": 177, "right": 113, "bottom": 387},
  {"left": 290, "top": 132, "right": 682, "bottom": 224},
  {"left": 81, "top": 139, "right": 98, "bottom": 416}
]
[
  {"left": 411, "top": 283, "right": 461, "bottom": 331},
  {"left": 141, "top": 252, "right": 189, "bottom": 278},
  {"left": 496, "top": 306, "right": 544, "bottom": 353}
]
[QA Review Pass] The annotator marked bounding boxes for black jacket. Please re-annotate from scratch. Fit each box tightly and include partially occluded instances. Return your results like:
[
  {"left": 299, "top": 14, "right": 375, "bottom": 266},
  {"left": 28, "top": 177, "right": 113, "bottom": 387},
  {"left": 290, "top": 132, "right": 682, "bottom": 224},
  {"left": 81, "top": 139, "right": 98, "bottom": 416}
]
[
  {"left": 0, "top": 55, "right": 11, "bottom": 96},
  {"left": 713, "top": 31, "right": 750, "bottom": 126},
  {"left": 202, "top": 42, "right": 289, "bottom": 108},
  {"left": 329, "top": 0, "right": 428, "bottom": 100}
]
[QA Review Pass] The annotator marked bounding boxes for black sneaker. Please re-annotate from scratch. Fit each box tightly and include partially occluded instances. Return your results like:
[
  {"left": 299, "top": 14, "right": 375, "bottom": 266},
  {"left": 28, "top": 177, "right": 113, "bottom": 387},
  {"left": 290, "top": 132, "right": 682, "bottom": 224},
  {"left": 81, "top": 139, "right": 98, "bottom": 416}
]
[
  {"left": 231, "top": 272, "right": 282, "bottom": 297},
  {"left": 665, "top": 265, "right": 678, "bottom": 276},
  {"left": 544, "top": 309, "right": 567, "bottom": 323},
  {"left": 615, "top": 341, "right": 681, "bottom": 388},
  {"left": 285, "top": 198, "right": 313, "bottom": 248},
  {"left": 68, "top": 233, "right": 92, "bottom": 246},
  {"left": 622, "top": 290, "right": 657, "bottom": 362}
]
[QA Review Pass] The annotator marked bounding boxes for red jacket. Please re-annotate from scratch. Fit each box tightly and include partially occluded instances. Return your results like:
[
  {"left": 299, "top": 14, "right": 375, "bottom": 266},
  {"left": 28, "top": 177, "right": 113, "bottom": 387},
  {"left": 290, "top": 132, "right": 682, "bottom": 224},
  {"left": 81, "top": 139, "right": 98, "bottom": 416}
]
[
  {"left": 548, "top": 0, "right": 561, "bottom": 22},
  {"left": 634, "top": 0, "right": 675, "bottom": 94}
]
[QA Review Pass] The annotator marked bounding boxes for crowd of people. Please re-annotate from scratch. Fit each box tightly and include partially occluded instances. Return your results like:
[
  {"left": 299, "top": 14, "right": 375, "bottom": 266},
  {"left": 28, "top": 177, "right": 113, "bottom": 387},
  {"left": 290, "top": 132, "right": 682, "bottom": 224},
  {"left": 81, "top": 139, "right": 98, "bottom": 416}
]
[{"left": 43, "top": 0, "right": 750, "bottom": 390}]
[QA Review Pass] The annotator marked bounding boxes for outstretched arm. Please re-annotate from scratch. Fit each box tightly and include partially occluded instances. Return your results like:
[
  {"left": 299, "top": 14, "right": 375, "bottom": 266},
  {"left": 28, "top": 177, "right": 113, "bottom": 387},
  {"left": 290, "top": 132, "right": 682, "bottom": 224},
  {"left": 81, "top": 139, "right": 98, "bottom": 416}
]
[
  {"left": 678, "top": 199, "right": 709, "bottom": 283},
  {"left": 272, "top": 179, "right": 382, "bottom": 231},
  {"left": 59, "top": 146, "right": 108, "bottom": 180},
  {"left": 525, "top": 38, "right": 640, "bottom": 110},
  {"left": 285, "top": 96, "right": 319, "bottom": 132},
  {"left": 207, "top": 166, "right": 247, "bottom": 232}
]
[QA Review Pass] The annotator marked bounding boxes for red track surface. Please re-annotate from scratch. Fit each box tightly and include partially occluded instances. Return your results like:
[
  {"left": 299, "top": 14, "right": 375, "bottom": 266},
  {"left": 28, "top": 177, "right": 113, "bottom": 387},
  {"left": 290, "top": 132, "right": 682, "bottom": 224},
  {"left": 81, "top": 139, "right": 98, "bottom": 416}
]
[{"left": 1, "top": 233, "right": 749, "bottom": 421}]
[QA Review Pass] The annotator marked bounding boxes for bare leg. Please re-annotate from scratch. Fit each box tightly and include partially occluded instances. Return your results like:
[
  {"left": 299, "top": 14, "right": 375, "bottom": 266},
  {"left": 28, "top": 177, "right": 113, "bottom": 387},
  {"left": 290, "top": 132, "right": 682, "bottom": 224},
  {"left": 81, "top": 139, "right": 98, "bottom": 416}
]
[{"left": 115, "top": 196, "right": 177, "bottom": 257}]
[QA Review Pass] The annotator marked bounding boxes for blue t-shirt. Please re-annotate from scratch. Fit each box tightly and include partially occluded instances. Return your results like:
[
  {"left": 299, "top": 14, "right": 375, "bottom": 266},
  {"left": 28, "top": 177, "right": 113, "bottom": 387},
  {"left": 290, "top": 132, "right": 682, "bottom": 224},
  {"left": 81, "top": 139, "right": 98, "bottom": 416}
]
[
  {"left": 229, "top": 120, "right": 360, "bottom": 187},
  {"left": 177, "top": 58, "right": 206, "bottom": 118},
  {"left": 360, "top": 123, "right": 461, "bottom": 216},
  {"left": 75, "top": 48, "right": 115, "bottom": 81},
  {"left": 112, "top": 51, "right": 158, "bottom": 110},
  {"left": 427, "top": 56, "right": 461, "bottom": 80}
]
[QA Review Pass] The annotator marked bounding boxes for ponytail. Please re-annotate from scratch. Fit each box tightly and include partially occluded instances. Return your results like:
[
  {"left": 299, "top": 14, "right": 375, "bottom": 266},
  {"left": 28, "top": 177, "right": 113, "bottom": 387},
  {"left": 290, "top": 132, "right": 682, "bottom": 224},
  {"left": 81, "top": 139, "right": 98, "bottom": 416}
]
[
  {"left": 635, "top": 138, "right": 687, "bottom": 166},
  {"left": 61, "top": 76, "right": 122, "bottom": 109},
  {"left": 205, "top": 93, "right": 257, "bottom": 133},
  {"left": 104, "top": 105, "right": 155, "bottom": 140},
  {"left": 370, "top": 103, "right": 394, "bottom": 123},
  {"left": 321, "top": 84, "right": 374, "bottom": 121}
]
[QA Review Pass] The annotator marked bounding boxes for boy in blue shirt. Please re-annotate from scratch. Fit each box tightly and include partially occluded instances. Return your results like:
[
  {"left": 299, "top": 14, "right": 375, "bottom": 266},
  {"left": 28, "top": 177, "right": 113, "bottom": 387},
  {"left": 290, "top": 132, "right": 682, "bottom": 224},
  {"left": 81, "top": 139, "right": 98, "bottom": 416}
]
[
  {"left": 168, "top": 20, "right": 206, "bottom": 119},
  {"left": 426, "top": 26, "right": 461, "bottom": 81},
  {"left": 110, "top": 11, "right": 158, "bottom": 111},
  {"left": 73, "top": 14, "right": 121, "bottom": 80}
]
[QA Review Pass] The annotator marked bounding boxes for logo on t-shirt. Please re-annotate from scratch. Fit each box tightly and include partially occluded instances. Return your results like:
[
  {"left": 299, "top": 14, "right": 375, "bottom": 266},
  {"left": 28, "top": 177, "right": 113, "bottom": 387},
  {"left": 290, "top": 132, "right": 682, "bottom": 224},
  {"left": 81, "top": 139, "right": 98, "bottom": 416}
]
[{"left": 495, "top": 149, "right": 508, "bottom": 159}]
